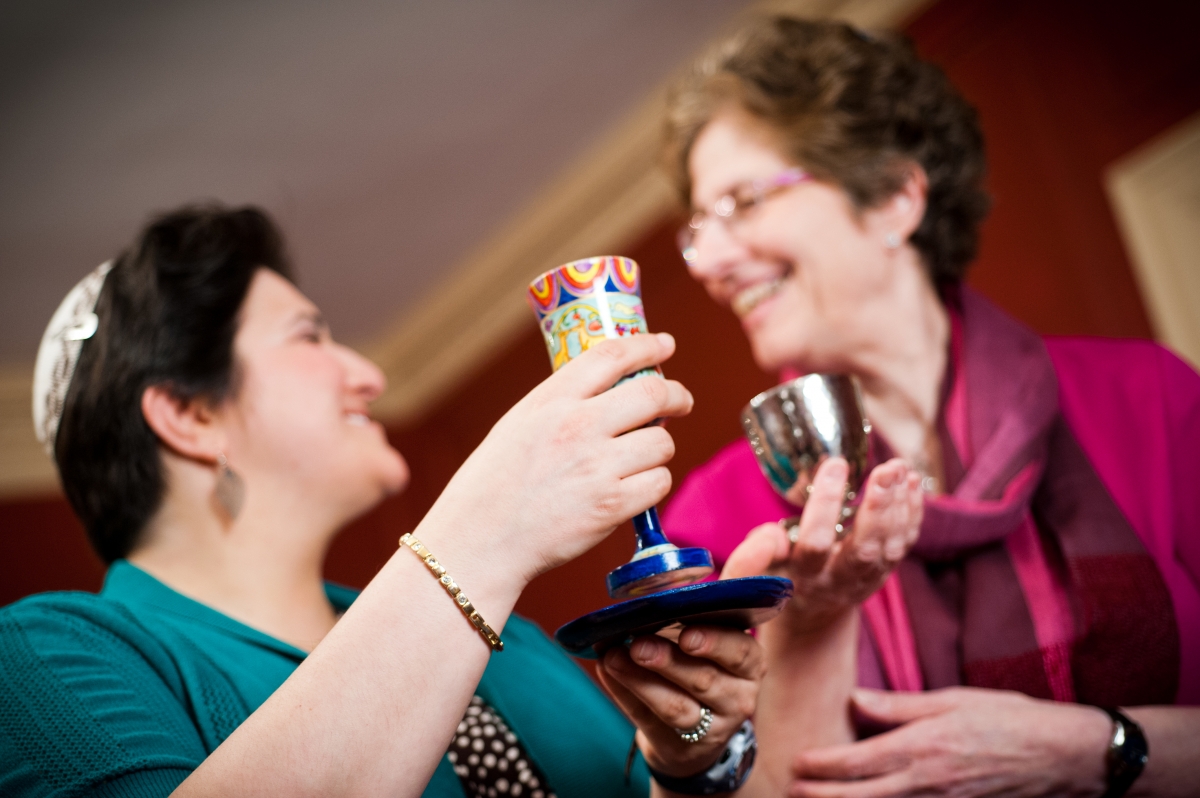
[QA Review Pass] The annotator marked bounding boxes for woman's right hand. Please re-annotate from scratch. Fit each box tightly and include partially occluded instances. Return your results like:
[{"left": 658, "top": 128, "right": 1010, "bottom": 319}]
[
  {"left": 723, "top": 457, "right": 923, "bottom": 633},
  {"left": 422, "top": 332, "right": 693, "bottom": 588},
  {"left": 596, "top": 626, "right": 764, "bottom": 786}
]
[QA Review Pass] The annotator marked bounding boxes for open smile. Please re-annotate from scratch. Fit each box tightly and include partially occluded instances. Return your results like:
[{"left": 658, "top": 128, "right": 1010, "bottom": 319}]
[{"left": 731, "top": 277, "right": 785, "bottom": 318}]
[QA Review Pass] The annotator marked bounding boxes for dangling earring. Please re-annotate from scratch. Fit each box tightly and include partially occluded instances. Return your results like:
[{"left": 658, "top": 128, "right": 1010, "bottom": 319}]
[
  {"left": 215, "top": 452, "right": 245, "bottom": 520},
  {"left": 885, "top": 232, "right": 902, "bottom": 249}
]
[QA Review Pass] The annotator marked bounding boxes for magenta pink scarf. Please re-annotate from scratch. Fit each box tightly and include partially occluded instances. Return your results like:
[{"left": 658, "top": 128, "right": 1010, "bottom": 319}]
[{"left": 663, "top": 287, "right": 1199, "bottom": 705}]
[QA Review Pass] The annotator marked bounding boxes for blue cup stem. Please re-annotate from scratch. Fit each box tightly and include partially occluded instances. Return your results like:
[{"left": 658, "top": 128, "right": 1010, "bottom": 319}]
[{"left": 632, "top": 507, "right": 670, "bottom": 552}]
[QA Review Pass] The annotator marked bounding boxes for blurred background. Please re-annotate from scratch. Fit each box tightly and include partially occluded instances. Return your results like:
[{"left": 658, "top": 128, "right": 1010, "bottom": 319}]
[{"left": 2, "top": 0, "right": 1198, "bottom": 641}]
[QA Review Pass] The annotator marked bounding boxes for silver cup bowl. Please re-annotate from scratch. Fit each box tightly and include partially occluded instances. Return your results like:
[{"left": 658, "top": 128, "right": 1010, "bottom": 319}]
[{"left": 741, "top": 374, "right": 872, "bottom": 534}]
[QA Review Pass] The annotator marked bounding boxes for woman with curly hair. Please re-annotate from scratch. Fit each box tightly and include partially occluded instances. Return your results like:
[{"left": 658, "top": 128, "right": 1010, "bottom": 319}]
[{"left": 659, "top": 16, "right": 1200, "bottom": 797}]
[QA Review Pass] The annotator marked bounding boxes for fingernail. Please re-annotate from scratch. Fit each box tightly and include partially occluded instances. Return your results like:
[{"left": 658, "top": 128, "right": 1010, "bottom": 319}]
[
  {"left": 603, "top": 647, "right": 627, "bottom": 672},
  {"left": 819, "top": 457, "right": 848, "bottom": 484},
  {"left": 875, "top": 466, "right": 897, "bottom": 489},
  {"left": 656, "top": 332, "right": 674, "bottom": 347},
  {"left": 680, "top": 628, "right": 707, "bottom": 653},
  {"left": 852, "top": 688, "right": 883, "bottom": 707},
  {"left": 885, "top": 535, "right": 906, "bottom": 561},
  {"left": 630, "top": 637, "right": 662, "bottom": 664}
]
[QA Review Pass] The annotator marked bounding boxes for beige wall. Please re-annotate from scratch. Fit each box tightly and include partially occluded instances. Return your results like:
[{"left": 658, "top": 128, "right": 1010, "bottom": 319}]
[{"left": 1107, "top": 113, "right": 1200, "bottom": 370}]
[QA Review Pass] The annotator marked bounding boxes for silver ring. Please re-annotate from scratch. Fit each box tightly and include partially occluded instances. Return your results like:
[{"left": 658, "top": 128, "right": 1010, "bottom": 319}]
[
  {"left": 781, "top": 517, "right": 801, "bottom": 547},
  {"left": 835, "top": 506, "right": 856, "bottom": 540},
  {"left": 675, "top": 705, "right": 713, "bottom": 744}
]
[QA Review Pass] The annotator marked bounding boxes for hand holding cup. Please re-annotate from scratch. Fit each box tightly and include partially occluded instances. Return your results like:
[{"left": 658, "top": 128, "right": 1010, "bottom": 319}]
[
  {"left": 735, "top": 376, "right": 923, "bottom": 630},
  {"left": 741, "top": 374, "right": 871, "bottom": 538},
  {"left": 724, "top": 457, "right": 923, "bottom": 632},
  {"left": 596, "top": 625, "right": 764, "bottom": 781},
  {"left": 423, "top": 332, "right": 693, "bottom": 589},
  {"left": 529, "top": 256, "right": 714, "bottom": 597}
]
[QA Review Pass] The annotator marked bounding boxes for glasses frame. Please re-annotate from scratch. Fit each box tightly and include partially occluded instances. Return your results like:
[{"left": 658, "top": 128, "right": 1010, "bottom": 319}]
[{"left": 678, "top": 167, "right": 811, "bottom": 265}]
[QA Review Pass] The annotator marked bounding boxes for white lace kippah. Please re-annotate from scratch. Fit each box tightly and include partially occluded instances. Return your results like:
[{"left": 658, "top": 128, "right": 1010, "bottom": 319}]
[{"left": 32, "top": 261, "right": 113, "bottom": 457}]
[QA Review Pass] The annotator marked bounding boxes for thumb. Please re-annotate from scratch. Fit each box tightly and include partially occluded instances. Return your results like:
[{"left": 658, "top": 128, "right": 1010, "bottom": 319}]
[
  {"left": 721, "top": 523, "right": 789, "bottom": 579},
  {"left": 851, "top": 687, "right": 958, "bottom": 726}
]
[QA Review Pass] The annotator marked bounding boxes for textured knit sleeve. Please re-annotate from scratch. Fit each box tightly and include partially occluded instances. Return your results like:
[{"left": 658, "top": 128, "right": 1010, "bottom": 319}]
[{"left": 0, "top": 594, "right": 205, "bottom": 797}]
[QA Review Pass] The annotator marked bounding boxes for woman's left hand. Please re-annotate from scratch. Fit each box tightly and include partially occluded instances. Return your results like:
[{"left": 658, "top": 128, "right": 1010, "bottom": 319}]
[
  {"left": 789, "top": 687, "right": 1110, "bottom": 798},
  {"left": 596, "top": 625, "right": 764, "bottom": 780},
  {"left": 723, "top": 457, "right": 923, "bottom": 634}
]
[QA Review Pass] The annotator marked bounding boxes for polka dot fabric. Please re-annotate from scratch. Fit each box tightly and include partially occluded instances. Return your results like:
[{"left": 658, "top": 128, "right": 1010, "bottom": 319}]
[{"left": 448, "top": 695, "right": 557, "bottom": 798}]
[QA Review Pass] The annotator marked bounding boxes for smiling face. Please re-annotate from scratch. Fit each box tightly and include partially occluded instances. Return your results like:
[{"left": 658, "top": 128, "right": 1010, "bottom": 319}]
[
  {"left": 686, "top": 111, "right": 916, "bottom": 375},
  {"left": 218, "top": 270, "right": 409, "bottom": 525}
]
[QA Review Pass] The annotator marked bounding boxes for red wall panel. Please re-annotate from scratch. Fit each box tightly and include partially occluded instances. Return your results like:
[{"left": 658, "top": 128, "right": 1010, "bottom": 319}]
[
  {"left": 0, "top": 498, "right": 101, "bottom": 606},
  {"left": 911, "top": 0, "right": 1200, "bottom": 336}
]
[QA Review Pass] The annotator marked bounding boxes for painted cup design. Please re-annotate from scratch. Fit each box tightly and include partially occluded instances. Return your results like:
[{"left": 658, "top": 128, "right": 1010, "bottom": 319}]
[
  {"left": 528, "top": 256, "right": 658, "bottom": 380},
  {"left": 527, "top": 256, "right": 713, "bottom": 598}
]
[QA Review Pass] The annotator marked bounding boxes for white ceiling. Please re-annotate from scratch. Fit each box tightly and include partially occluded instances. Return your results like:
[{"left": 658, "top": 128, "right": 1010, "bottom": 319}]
[{"left": 0, "top": 0, "right": 752, "bottom": 366}]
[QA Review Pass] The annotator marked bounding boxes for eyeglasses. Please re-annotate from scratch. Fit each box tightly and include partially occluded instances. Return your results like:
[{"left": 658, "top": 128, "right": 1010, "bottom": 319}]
[{"left": 678, "top": 167, "right": 811, "bottom": 265}]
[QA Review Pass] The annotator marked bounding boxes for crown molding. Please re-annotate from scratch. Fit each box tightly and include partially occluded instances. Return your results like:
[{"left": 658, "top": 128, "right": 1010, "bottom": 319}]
[{"left": 0, "top": 0, "right": 929, "bottom": 498}]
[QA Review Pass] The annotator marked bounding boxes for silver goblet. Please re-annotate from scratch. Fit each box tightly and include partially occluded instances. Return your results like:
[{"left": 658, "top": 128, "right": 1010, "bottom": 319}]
[{"left": 740, "top": 375, "right": 872, "bottom": 538}]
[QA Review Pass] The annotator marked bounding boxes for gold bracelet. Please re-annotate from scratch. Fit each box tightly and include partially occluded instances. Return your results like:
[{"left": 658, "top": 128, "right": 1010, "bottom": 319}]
[{"left": 399, "top": 533, "right": 504, "bottom": 652}]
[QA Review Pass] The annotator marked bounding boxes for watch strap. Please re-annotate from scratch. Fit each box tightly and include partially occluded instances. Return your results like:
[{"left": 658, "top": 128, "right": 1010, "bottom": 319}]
[{"left": 1100, "top": 707, "right": 1148, "bottom": 798}]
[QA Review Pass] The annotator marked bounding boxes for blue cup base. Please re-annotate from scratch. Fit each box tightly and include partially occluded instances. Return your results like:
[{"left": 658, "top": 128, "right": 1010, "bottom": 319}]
[
  {"left": 555, "top": 575, "right": 794, "bottom": 658},
  {"left": 606, "top": 546, "right": 714, "bottom": 599}
]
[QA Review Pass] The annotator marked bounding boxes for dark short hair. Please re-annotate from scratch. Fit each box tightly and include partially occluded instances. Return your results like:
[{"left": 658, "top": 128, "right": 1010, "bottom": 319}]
[
  {"left": 664, "top": 16, "right": 990, "bottom": 286},
  {"left": 56, "top": 205, "right": 292, "bottom": 563}
]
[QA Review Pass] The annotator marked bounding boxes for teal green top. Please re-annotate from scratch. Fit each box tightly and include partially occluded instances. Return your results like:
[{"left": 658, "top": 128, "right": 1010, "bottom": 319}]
[{"left": 0, "top": 561, "right": 649, "bottom": 797}]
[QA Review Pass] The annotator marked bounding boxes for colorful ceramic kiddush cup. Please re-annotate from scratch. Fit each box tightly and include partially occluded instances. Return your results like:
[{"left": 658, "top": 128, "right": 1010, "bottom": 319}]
[{"left": 528, "top": 256, "right": 713, "bottom": 598}]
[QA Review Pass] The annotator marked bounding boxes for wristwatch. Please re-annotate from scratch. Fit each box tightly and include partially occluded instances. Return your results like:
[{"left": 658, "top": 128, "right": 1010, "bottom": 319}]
[
  {"left": 648, "top": 720, "right": 757, "bottom": 795},
  {"left": 1100, "top": 707, "right": 1148, "bottom": 798}
]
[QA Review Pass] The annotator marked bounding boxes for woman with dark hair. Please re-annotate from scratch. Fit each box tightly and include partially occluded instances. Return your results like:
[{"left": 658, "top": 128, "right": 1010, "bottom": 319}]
[
  {"left": 658, "top": 16, "right": 1200, "bottom": 797},
  {"left": 1, "top": 204, "right": 769, "bottom": 797}
]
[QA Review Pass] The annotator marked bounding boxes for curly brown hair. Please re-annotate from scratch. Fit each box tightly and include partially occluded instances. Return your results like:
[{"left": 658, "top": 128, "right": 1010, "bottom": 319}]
[{"left": 664, "top": 16, "right": 990, "bottom": 286}]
